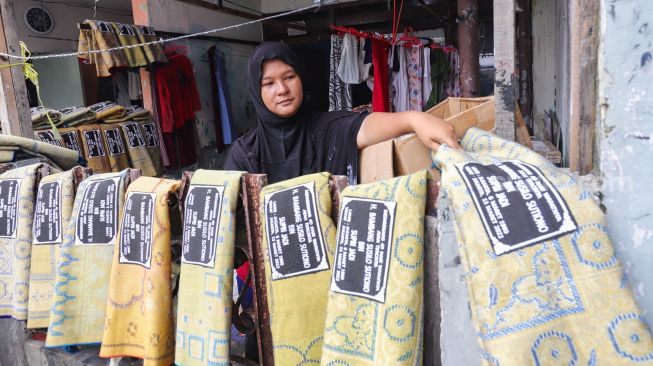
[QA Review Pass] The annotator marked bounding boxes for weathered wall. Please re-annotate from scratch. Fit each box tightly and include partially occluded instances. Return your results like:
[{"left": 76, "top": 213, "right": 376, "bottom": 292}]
[
  {"left": 598, "top": 0, "right": 653, "bottom": 326},
  {"left": 32, "top": 57, "right": 85, "bottom": 109},
  {"left": 260, "top": 0, "right": 356, "bottom": 14}
]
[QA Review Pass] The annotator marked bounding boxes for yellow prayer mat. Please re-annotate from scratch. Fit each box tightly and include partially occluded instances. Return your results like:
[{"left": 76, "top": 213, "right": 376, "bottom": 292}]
[
  {"left": 27, "top": 168, "right": 81, "bottom": 328},
  {"left": 139, "top": 120, "right": 162, "bottom": 176},
  {"left": 89, "top": 101, "right": 126, "bottom": 121},
  {"left": 175, "top": 169, "right": 244, "bottom": 366},
  {"left": 0, "top": 134, "right": 78, "bottom": 171},
  {"left": 100, "top": 124, "right": 131, "bottom": 172},
  {"left": 78, "top": 124, "right": 112, "bottom": 174},
  {"left": 111, "top": 23, "right": 148, "bottom": 68},
  {"left": 260, "top": 172, "right": 336, "bottom": 365},
  {"left": 100, "top": 176, "right": 180, "bottom": 366},
  {"left": 134, "top": 25, "right": 168, "bottom": 65},
  {"left": 85, "top": 20, "right": 129, "bottom": 77},
  {"left": 0, "top": 163, "right": 50, "bottom": 320},
  {"left": 320, "top": 171, "right": 427, "bottom": 366},
  {"left": 46, "top": 169, "right": 132, "bottom": 347},
  {"left": 119, "top": 121, "right": 157, "bottom": 177},
  {"left": 58, "top": 128, "right": 84, "bottom": 157},
  {"left": 432, "top": 127, "right": 653, "bottom": 365},
  {"left": 59, "top": 106, "right": 97, "bottom": 127},
  {"left": 104, "top": 105, "right": 151, "bottom": 124}
]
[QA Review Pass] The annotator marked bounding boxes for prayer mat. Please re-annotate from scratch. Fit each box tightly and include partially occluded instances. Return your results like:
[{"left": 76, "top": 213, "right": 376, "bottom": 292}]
[
  {"left": 100, "top": 177, "right": 181, "bottom": 366},
  {"left": 85, "top": 20, "right": 129, "bottom": 77},
  {"left": 0, "top": 134, "right": 79, "bottom": 170},
  {"left": 34, "top": 130, "right": 65, "bottom": 148},
  {"left": 58, "top": 106, "right": 97, "bottom": 127},
  {"left": 432, "top": 127, "right": 653, "bottom": 365},
  {"left": 260, "top": 172, "right": 337, "bottom": 365},
  {"left": 58, "top": 128, "right": 84, "bottom": 157},
  {"left": 139, "top": 120, "right": 162, "bottom": 176},
  {"left": 320, "top": 171, "right": 427, "bottom": 366},
  {"left": 100, "top": 124, "right": 131, "bottom": 172},
  {"left": 175, "top": 169, "right": 244, "bottom": 366},
  {"left": 27, "top": 167, "right": 83, "bottom": 328},
  {"left": 31, "top": 106, "right": 62, "bottom": 128},
  {"left": 111, "top": 23, "right": 148, "bottom": 68},
  {"left": 46, "top": 170, "right": 133, "bottom": 347},
  {"left": 78, "top": 124, "right": 111, "bottom": 174},
  {"left": 104, "top": 105, "right": 151, "bottom": 124},
  {"left": 134, "top": 25, "right": 168, "bottom": 65},
  {"left": 89, "top": 101, "right": 126, "bottom": 121},
  {"left": 119, "top": 121, "right": 157, "bottom": 177},
  {"left": 0, "top": 163, "right": 50, "bottom": 320}
]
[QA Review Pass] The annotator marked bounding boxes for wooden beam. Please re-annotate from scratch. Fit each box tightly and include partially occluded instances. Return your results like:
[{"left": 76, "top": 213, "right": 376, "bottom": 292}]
[
  {"left": 458, "top": 0, "right": 481, "bottom": 97},
  {"left": 493, "top": 0, "right": 516, "bottom": 141},
  {"left": 0, "top": 0, "right": 33, "bottom": 137},
  {"left": 569, "top": 0, "right": 599, "bottom": 174}
]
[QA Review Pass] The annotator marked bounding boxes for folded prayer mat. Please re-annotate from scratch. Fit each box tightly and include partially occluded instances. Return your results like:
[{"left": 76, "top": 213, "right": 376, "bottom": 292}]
[
  {"left": 58, "top": 106, "right": 97, "bottom": 127},
  {"left": 27, "top": 167, "right": 85, "bottom": 328},
  {"left": 100, "top": 176, "right": 181, "bottom": 365},
  {"left": 46, "top": 169, "right": 133, "bottom": 347},
  {"left": 432, "top": 127, "right": 653, "bottom": 365},
  {"left": 85, "top": 20, "right": 129, "bottom": 77},
  {"left": 58, "top": 128, "right": 84, "bottom": 157},
  {"left": 0, "top": 134, "right": 79, "bottom": 171},
  {"left": 0, "top": 163, "right": 51, "bottom": 320},
  {"left": 100, "top": 124, "right": 131, "bottom": 172},
  {"left": 259, "top": 172, "right": 336, "bottom": 365},
  {"left": 119, "top": 121, "right": 157, "bottom": 176},
  {"left": 139, "top": 121, "right": 162, "bottom": 176},
  {"left": 320, "top": 171, "right": 427, "bottom": 366},
  {"left": 89, "top": 101, "right": 126, "bottom": 121},
  {"left": 134, "top": 25, "right": 168, "bottom": 65},
  {"left": 104, "top": 105, "right": 151, "bottom": 124},
  {"left": 175, "top": 169, "right": 244, "bottom": 366},
  {"left": 31, "top": 106, "right": 62, "bottom": 127},
  {"left": 78, "top": 124, "right": 111, "bottom": 174},
  {"left": 111, "top": 23, "right": 148, "bottom": 68},
  {"left": 34, "top": 130, "right": 65, "bottom": 148}
]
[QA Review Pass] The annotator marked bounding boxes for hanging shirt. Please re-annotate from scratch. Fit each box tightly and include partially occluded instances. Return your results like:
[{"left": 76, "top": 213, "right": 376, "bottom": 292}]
[
  {"left": 328, "top": 35, "right": 352, "bottom": 111},
  {"left": 406, "top": 46, "right": 424, "bottom": 111},
  {"left": 155, "top": 53, "right": 201, "bottom": 133},
  {"left": 422, "top": 47, "right": 433, "bottom": 106},
  {"left": 392, "top": 46, "right": 409, "bottom": 112},
  {"left": 371, "top": 40, "right": 390, "bottom": 112}
]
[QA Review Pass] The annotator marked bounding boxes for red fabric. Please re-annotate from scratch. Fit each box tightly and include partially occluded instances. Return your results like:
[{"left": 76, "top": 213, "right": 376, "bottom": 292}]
[
  {"left": 372, "top": 40, "right": 390, "bottom": 112},
  {"left": 162, "top": 122, "right": 198, "bottom": 168},
  {"left": 155, "top": 53, "right": 201, "bottom": 133},
  {"left": 236, "top": 261, "right": 250, "bottom": 282}
]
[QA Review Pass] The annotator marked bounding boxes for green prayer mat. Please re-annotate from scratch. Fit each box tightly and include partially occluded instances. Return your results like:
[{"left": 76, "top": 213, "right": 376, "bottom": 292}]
[{"left": 0, "top": 134, "right": 79, "bottom": 170}]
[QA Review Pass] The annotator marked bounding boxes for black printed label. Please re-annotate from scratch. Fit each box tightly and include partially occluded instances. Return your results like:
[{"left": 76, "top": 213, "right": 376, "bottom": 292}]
[
  {"left": 89, "top": 101, "right": 118, "bottom": 112},
  {"left": 33, "top": 181, "right": 63, "bottom": 245},
  {"left": 142, "top": 123, "right": 159, "bottom": 147},
  {"left": 35, "top": 131, "right": 63, "bottom": 147},
  {"left": 331, "top": 197, "right": 396, "bottom": 303},
  {"left": 94, "top": 21, "right": 112, "bottom": 33},
  {"left": 455, "top": 161, "right": 577, "bottom": 255},
  {"left": 264, "top": 182, "right": 328, "bottom": 280},
  {"left": 0, "top": 179, "right": 20, "bottom": 238},
  {"left": 125, "top": 105, "right": 145, "bottom": 115},
  {"left": 104, "top": 128, "right": 126, "bottom": 155},
  {"left": 181, "top": 185, "right": 224, "bottom": 268},
  {"left": 61, "top": 131, "right": 82, "bottom": 154},
  {"left": 119, "top": 192, "right": 156, "bottom": 268},
  {"left": 83, "top": 130, "right": 106, "bottom": 157},
  {"left": 138, "top": 25, "right": 155, "bottom": 36},
  {"left": 59, "top": 106, "right": 83, "bottom": 115},
  {"left": 121, "top": 123, "right": 145, "bottom": 148},
  {"left": 75, "top": 177, "right": 119, "bottom": 245},
  {"left": 116, "top": 23, "right": 135, "bottom": 36}
]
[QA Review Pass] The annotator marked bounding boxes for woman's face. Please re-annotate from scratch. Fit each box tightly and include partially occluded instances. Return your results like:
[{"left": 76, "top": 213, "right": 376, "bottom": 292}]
[{"left": 260, "top": 59, "right": 303, "bottom": 117}]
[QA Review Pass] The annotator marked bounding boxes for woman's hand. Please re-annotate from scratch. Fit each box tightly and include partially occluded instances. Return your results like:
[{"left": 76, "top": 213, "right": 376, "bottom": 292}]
[{"left": 357, "top": 111, "right": 461, "bottom": 151}]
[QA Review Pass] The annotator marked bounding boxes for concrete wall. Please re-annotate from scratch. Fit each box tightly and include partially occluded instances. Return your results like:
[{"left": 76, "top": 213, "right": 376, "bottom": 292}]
[
  {"left": 32, "top": 57, "right": 85, "bottom": 109},
  {"left": 598, "top": 0, "right": 653, "bottom": 326},
  {"left": 260, "top": 0, "right": 355, "bottom": 14}
]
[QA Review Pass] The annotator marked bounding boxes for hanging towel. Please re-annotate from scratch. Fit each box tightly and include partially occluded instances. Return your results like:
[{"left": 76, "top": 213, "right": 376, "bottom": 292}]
[
  {"left": 406, "top": 46, "right": 424, "bottom": 111},
  {"left": 260, "top": 172, "right": 336, "bottom": 365},
  {"left": 58, "top": 127, "right": 84, "bottom": 157},
  {"left": 0, "top": 134, "right": 80, "bottom": 171},
  {"left": 208, "top": 46, "right": 238, "bottom": 146},
  {"left": 101, "top": 124, "right": 131, "bottom": 172},
  {"left": 372, "top": 40, "right": 390, "bottom": 112},
  {"left": 432, "top": 128, "right": 653, "bottom": 365},
  {"left": 111, "top": 23, "right": 148, "bottom": 68},
  {"left": 391, "top": 46, "right": 409, "bottom": 112},
  {"left": 134, "top": 25, "right": 168, "bottom": 65},
  {"left": 119, "top": 121, "right": 157, "bottom": 177},
  {"left": 175, "top": 169, "right": 244, "bottom": 366},
  {"left": 27, "top": 167, "right": 83, "bottom": 328},
  {"left": 100, "top": 177, "right": 181, "bottom": 366},
  {"left": 89, "top": 101, "right": 126, "bottom": 121},
  {"left": 34, "top": 129, "right": 65, "bottom": 148},
  {"left": 139, "top": 121, "right": 162, "bottom": 177},
  {"left": 58, "top": 106, "right": 97, "bottom": 127},
  {"left": 46, "top": 170, "right": 133, "bottom": 347},
  {"left": 78, "top": 124, "right": 112, "bottom": 174},
  {"left": 320, "top": 171, "right": 427, "bottom": 365},
  {"left": 85, "top": 20, "right": 129, "bottom": 77},
  {"left": 0, "top": 163, "right": 50, "bottom": 320},
  {"left": 329, "top": 35, "right": 352, "bottom": 111}
]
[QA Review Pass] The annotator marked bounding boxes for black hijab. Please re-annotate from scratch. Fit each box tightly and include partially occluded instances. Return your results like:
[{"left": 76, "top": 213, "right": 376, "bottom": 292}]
[{"left": 224, "top": 42, "right": 368, "bottom": 184}]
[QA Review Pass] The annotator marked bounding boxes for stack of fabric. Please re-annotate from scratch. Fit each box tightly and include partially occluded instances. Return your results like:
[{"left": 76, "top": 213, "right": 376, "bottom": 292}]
[
  {"left": 0, "top": 134, "right": 80, "bottom": 171},
  {"left": 103, "top": 104, "right": 151, "bottom": 124},
  {"left": 58, "top": 106, "right": 97, "bottom": 127},
  {"left": 89, "top": 101, "right": 126, "bottom": 121},
  {"left": 31, "top": 106, "right": 62, "bottom": 129}
]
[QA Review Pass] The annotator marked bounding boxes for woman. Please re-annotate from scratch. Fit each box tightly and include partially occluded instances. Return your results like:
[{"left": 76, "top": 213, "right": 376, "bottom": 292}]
[{"left": 224, "top": 42, "right": 459, "bottom": 183}]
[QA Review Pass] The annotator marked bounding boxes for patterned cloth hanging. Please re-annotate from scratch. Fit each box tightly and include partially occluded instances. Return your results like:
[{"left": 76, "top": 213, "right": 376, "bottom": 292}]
[{"left": 329, "top": 35, "right": 353, "bottom": 112}]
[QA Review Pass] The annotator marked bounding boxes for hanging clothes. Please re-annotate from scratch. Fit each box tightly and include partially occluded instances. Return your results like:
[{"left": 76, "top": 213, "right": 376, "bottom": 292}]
[
  {"left": 328, "top": 35, "right": 352, "bottom": 111},
  {"left": 406, "top": 46, "right": 424, "bottom": 111},
  {"left": 391, "top": 45, "right": 409, "bottom": 112},
  {"left": 111, "top": 23, "right": 148, "bottom": 68},
  {"left": 337, "top": 34, "right": 371, "bottom": 85},
  {"left": 422, "top": 47, "right": 433, "bottom": 107},
  {"left": 149, "top": 76, "right": 171, "bottom": 167},
  {"left": 208, "top": 46, "right": 238, "bottom": 149},
  {"left": 155, "top": 53, "right": 201, "bottom": 133},
  {"left": 444, "top": 49, "right": 461, "bottom": 98},
  {"left": 371, "top": 39, "right": 390, "bottom": 112},
  {"left": 133, "top": 25, "right": 168, "bottom": 65},
  {"left": 425, "top": 48, "right": 450, "bottom": 109}
]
